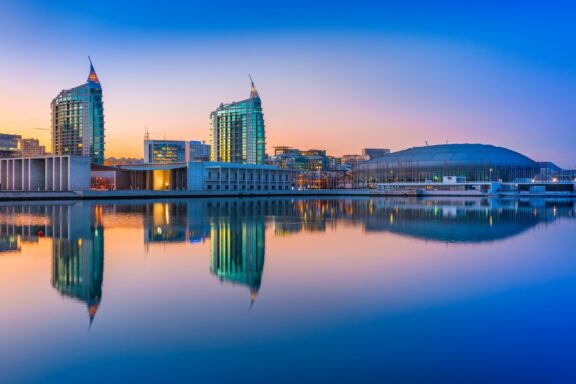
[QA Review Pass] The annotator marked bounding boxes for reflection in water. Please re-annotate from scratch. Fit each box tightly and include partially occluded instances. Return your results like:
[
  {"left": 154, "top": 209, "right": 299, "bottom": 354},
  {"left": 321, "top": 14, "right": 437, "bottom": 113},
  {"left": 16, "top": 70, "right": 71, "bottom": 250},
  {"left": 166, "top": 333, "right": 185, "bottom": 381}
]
[
  {"left": 51, "top": 204, "right": 104, "bottom": 325},
  {"left": 0, "top": 197, "right": 574, "bottom": 324},
  {"left": 208, "top": 202, "right": 265, "bottom": 304}
]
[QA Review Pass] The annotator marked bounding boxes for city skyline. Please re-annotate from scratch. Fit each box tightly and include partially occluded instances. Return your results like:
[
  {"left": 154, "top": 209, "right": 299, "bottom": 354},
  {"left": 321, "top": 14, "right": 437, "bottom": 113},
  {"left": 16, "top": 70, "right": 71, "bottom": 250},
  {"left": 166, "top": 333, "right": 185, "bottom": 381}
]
[{"left": 1, "top": 1, "right": 575, "bottom": 167}]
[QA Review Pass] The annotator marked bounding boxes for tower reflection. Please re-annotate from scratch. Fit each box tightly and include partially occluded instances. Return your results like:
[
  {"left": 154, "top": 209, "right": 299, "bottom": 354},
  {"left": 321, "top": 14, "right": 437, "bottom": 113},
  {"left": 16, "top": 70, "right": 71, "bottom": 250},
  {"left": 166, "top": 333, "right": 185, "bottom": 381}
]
[
  {"left": 50, "top": 204, "right": 104, "bottom": 325},
  {"left": 207, "top": 201, "right": 265, "bottom": 304}
]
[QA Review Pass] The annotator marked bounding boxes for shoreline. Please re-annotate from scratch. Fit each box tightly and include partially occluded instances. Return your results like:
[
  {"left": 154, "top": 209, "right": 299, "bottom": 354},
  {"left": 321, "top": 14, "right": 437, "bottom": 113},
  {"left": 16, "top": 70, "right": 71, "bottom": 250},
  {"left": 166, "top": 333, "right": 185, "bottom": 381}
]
[{"left": 0, "top": 189, "right": 575, "bottom": 201}]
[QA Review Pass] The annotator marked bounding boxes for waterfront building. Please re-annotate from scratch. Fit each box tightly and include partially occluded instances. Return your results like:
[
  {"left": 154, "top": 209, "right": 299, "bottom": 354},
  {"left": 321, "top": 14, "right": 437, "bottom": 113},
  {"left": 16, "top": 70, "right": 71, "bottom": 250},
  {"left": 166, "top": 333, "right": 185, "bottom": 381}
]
[
  {"left": 0, "top": 134, "right": 22, "bottom": 158},
  {"left": 144, "top": 139, "right": 186, "bottom": 164},
  {"left": 210, "top": 78, "right": 265, "bottom": 164},
  {"left": 353, "top": 144, "right": 540, "bottom": 185},
  {"left": 22, "top": 138, "right": 46, "bottom": 157},
  {"left": 0, "top": 155, "right": 91, "bottom": 191},
  {"left": 186, "top": 140, "right": 210, "bottom": 161},
  {"left": 362, "top": 148, "right": 390, "bottom": 160},
  {"left": 114, "top": 162, "right": 297, "bottom": 192},
  {"left": 51, "top": 59, "right": 105, "bottom": 164}
]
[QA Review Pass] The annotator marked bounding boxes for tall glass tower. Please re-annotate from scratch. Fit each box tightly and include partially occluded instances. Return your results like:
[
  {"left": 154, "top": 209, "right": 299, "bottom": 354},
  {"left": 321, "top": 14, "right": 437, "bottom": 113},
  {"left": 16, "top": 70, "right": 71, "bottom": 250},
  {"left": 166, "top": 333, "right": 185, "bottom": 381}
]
[
  {"left": 51, "top": 58, "right": 105, "bottom": 164},
  {"left": 210, "top": 78, "right": 265, "bottom": 164}
]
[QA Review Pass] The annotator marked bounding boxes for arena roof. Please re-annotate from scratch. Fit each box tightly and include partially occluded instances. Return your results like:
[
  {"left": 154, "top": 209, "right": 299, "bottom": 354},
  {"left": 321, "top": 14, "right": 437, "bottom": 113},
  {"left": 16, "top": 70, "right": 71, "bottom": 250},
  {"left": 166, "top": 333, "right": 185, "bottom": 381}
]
[{"left": 358, "top": 144, "right": 538, "bottom": 168}]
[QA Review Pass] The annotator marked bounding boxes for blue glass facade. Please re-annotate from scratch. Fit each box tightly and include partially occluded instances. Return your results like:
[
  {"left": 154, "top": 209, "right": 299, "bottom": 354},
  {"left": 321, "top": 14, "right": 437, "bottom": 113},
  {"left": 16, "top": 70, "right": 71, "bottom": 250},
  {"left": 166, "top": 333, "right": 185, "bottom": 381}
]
[
  {"left": 210, "top": 80, "right": 265, "bottom": 164},
  {"left": 51, "top": 60, "right": 105, "bottom": 164}
]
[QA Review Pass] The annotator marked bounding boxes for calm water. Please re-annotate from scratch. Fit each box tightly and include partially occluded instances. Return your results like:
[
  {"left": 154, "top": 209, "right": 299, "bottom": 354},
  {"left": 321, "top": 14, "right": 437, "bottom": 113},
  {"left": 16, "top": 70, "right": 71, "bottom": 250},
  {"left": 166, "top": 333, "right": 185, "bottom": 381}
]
[{"left": 1, "top": 197, "right": 575, "bottom": 383}]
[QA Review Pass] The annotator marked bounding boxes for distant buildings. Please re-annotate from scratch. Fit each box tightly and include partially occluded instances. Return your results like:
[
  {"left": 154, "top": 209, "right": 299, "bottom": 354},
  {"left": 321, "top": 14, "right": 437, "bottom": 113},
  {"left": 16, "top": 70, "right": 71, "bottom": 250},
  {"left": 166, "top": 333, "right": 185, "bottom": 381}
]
[
  {"left": 186, "top": 140, "right": 210, "bottom": 161},
  {"left": 22, "top": 138, "right": 46, "bottom": 157},
  {"left": 51, "top": 58, "right": 105, "bottom": 164},
  {"left": 362, "top": 148, "right": 390, "bottom": 160},
  {"left": 144, "top": 139, "right": 186, "bottom": 163},
  {"left": 341, "top": 154, "right": 369, "bottom": 167},
  {"left": 0, "top": 134, "right": 21, "bottom": 158},
  {"left": 210, "top": 78, "right": 265, "bottom": 164}
]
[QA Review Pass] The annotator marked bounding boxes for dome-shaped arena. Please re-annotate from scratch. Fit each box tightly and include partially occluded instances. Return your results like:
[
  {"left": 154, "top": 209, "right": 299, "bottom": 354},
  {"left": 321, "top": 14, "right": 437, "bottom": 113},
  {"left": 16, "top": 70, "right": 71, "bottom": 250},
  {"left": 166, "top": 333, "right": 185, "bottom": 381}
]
[{"left": 354, "top": 144, "right": 539, "bottom": 183}]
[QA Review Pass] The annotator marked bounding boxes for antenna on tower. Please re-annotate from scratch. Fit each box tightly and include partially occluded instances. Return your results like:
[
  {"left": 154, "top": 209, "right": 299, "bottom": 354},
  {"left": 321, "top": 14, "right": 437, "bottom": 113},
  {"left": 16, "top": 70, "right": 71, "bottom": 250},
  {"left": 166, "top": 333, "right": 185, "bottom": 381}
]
[
  {"left": 425, "top": 140, "right": 429, "bottom": 146},
  {"left": 144, "top": 127, "right": 149, "bottom": 140}
]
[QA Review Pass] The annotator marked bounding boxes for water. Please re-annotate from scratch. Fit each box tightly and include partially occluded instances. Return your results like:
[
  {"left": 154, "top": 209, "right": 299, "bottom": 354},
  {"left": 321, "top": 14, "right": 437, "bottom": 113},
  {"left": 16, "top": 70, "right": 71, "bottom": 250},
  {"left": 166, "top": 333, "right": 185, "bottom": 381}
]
[{"left": 1, "top": 197, "right": 575, "bottom": 383}]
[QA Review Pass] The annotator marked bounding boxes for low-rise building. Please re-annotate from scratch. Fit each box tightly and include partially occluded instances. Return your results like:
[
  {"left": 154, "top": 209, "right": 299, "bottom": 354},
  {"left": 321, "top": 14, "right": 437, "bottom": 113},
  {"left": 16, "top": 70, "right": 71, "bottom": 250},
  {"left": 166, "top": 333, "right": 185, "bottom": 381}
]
[
  {"left": 144, "top": 140, "right": 186, "bottom": 164},
  {"left": 0, "top": 134, "right": 22, "bottom": 158},
  {"left": 22, "top": 138, "right": 46, "bottom": 157},
  {"left": 113, "top": 162, "right": 298, "bottom": 192},
  {"left": 362, "top": 148, "right": 390, "bottom": 160},
  {"left": 0, "top": 155, "right": 91, "bottom": 191}
]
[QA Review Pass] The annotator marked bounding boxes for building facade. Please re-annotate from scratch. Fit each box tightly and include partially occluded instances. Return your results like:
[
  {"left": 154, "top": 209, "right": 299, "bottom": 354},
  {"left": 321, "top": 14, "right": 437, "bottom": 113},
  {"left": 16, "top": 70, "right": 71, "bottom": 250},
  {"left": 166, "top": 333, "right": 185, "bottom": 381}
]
[
  {"left": 22, "top": 138, "right": 46, "bottom": 157},
  {"left": 115, "top": 162, "right": 297, "bottom": 192},
  {"left": 353, "top": 144, "right": 541, "bottom": 185},
  {"left": 210, "top": 79, "right": 265, "bottom": 164},
  {"left": 144, "top": 140, "right": 186, "bottom": 164},
  {"left": 362, "top": 148, "right": 390, "bottom": 160},
  {"left": 0, "top": 134, "right": 22, "bottom": 158},
  {"left": 0, "top": 155, "right": 91, "bottom": 191},
  {"left": 51, "top": 59, "right": 105, "bottom": 164},
  {"left": 186, "top": 140, "right": 210, "bottom": 161}
]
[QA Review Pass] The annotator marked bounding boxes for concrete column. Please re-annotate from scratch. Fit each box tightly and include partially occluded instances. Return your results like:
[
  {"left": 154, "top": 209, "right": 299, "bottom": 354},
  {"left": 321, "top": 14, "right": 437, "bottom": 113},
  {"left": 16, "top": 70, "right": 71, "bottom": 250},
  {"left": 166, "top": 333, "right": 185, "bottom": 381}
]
[{"left": 0, "top": 160, "right": 6, "bottom": 191}]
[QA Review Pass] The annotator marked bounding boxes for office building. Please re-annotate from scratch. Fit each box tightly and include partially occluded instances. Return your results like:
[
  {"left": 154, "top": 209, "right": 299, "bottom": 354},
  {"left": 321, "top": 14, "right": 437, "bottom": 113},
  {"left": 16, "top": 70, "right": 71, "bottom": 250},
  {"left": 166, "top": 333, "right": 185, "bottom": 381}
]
[
  {"left": 210, "top": 78, "right": 265, "bottom": 164},
  {"left": 0, "top": 134, "right": 22, "bottom": 158},
  {"left": 22, "top": 138, "right": 46, "bottom": 157},
  {"left": 51, "top": 58, "right": 105, "bottom": 164},
  {"left": 144, "top": 139, "right": 186, "bottom": 163},
  {"left": 362, "top": 148, "right": 390, "bottom": 160},
  {"left": 186, "top": 140, "right": 210, "bottom": 161}
]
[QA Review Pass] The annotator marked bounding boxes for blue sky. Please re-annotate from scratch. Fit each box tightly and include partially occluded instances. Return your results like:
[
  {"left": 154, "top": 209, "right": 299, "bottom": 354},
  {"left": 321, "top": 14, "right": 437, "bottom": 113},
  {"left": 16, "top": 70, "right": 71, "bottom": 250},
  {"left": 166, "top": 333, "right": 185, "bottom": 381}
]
[{"left": 1, "top": 1, "right": 575, "bottom": 166}]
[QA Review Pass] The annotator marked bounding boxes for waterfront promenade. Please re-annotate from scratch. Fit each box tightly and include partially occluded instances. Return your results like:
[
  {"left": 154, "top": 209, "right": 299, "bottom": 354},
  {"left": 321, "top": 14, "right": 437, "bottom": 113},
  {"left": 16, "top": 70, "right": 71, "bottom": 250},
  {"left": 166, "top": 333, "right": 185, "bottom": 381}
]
[{"left": 1, "top": 187, "right": 575, "bottom": 201}]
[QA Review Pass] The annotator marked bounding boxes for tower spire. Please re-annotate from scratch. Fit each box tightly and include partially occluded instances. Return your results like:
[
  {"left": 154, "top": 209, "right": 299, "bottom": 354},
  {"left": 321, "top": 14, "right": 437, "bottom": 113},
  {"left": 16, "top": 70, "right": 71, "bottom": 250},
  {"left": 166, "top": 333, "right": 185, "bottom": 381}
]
[
  {"left": 249, "top": 75, "right": 259, "bottom": 98},
  {"left": 87, "top": 56, "right": 100, "bottom": 84}
]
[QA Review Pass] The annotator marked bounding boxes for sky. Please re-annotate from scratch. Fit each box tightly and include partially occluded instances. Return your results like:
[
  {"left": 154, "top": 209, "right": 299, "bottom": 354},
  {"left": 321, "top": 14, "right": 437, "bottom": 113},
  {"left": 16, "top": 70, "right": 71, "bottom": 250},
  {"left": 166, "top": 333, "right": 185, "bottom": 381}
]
[{"left": 0, "top": 1, "right": 575, "bottom": 167}]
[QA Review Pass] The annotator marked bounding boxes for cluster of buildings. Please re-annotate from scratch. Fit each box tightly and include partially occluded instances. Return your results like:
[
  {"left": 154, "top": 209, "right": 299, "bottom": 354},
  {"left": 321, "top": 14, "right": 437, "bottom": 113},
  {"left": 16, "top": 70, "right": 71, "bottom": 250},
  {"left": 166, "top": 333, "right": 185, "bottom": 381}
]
[
  {"left": 0, "top": 134, "right": 46, "bottom": 158},
  {"left": 0, "top": 59, "right": 574, "bottom": 194}
]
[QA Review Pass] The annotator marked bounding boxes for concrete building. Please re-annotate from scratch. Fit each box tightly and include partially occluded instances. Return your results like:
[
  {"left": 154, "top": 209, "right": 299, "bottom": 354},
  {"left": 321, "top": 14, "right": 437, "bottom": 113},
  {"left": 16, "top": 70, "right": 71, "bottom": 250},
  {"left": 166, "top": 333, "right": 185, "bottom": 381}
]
[
  {"left": 22, "top": 138, "right": 46, "bottom": 157},
  {"left": 210, "top": 78, "right": 265, "bottom": 164},
  {"left": 144, "top": 140, "right": 186, "bottom": 164},
  {"left": 0, "top": 134, "right": 22, "bottom": 158},
  {"left": 115, "top": 162, "right": 297, "bottom": 192},
  {"left": 51, "top": 58, "right": 105, "bottom": 164},
  {"left": 186, "top": 140, "right": 210, "bottom": 161},
  {"left": 0, "top": 155, "right": 90, "bottom": 191}
]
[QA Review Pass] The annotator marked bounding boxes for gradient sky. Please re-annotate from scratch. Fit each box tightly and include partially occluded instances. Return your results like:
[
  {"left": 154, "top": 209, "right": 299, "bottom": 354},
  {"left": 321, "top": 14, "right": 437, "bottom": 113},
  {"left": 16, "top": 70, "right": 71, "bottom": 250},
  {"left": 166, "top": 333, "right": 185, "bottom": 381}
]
[{"left": 0, "top": 1, "right": 575, "bottom": 167}]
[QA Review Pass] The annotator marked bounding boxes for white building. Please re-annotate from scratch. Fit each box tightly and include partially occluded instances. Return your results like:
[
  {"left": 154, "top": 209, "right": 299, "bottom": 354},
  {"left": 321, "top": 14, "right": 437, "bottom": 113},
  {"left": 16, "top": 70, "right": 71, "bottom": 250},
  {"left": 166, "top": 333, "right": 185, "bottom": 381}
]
[{"left": 0, "top": 155, "right": 91, "bottom": 191}]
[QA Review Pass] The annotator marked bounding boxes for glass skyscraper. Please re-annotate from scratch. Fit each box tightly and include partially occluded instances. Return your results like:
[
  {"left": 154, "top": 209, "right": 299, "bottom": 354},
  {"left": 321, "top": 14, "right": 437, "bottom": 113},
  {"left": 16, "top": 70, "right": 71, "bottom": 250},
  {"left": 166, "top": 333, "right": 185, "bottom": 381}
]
[
  {"left": 51, "top": 58, "right": 105, "bottom": 164},
  {"left": 210, "top": 78, "right": 265, "bottom": 164}
]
